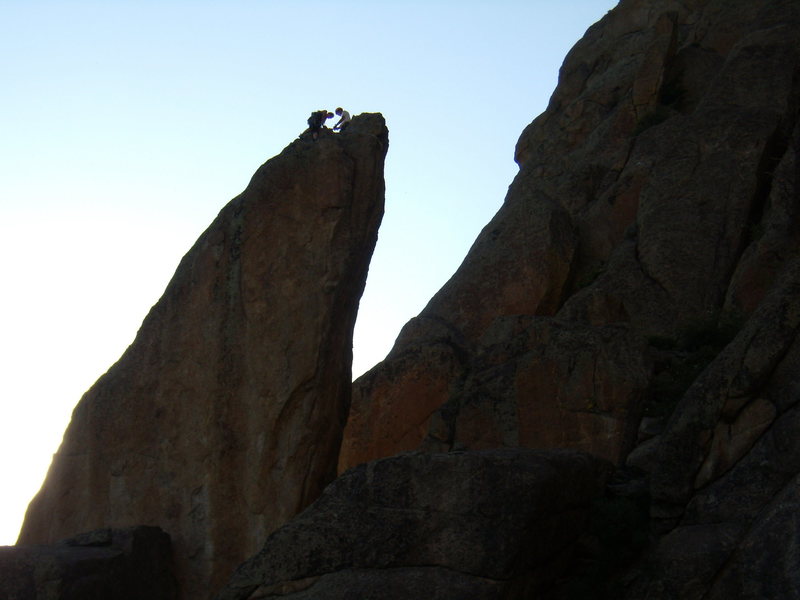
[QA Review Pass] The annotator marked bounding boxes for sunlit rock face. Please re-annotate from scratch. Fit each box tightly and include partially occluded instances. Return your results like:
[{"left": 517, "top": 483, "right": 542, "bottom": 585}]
[{"left": 17, "top": 114, "right": 388, "bottom": 599}]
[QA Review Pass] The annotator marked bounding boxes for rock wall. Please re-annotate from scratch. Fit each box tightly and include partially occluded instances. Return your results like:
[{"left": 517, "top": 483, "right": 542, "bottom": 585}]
[
  {"left": 623, "top": 258, "right": 800, "bottom": 598},
  {"left": 339, "top": 1, "right": 800, "bottom": 597},
  {"left": 340, "top": 0, "right": 800, "bottom": 473},
  {"left": 214, "top": 449, "right": 613, "bottom": 600},
  {"left": 17, "top": 114, "right": 388, "bottom": 599},
  {"left": 14, "top": 0, "right": 800, "bottom": 596}
]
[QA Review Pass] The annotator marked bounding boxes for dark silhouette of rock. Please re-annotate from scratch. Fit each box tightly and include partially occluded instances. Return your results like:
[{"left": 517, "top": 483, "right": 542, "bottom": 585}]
[
  {"left": 214, "top": 449, "right": 612, "bottom": 600},
  {"left": 0, "top": 527, "right": 177, "bottom": 600},
  {"left": 17, "top": 113, "right": 388, "bottom": 598},
  {"left": 342, "top": 0, "right": 800, "bottom": 475},
  {"left": 338, "top": 0, "right": 800, "bottom": 598},
  {"left": 14, "top": 0, "right": 800, "bottom": 596},
  {"left": 622, "top": 257, "right": 800, "bottom": 599}
]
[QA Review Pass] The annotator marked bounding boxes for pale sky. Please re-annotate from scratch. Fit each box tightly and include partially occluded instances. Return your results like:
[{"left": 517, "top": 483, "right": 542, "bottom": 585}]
[{"left": 0, "top": 0, "right": 614, "bottom": 545}]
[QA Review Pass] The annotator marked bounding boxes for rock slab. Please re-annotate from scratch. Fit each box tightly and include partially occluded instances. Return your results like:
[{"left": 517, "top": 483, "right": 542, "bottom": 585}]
[
  {"left": 340, "top": 1, "right": 800, "bottom": 598},
  {"left": 214, "top": 449, "right": 613, "bottom": 600},
  {"left": 0, "top": 526, "right": 177, "bottom": 600}
]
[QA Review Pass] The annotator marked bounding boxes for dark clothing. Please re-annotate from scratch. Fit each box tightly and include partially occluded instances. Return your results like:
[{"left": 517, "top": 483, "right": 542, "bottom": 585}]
[{"left": 307, "top": 110, "right": 327, "bottom": 130}]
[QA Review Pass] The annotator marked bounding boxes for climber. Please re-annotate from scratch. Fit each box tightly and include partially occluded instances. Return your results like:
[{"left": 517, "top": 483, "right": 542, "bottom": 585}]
[
  {"left": 307, "top": 109, "right": 333, "bottom": 140},
  {"left": 333, "top": 107, "right": 351, "bottom": 132}
]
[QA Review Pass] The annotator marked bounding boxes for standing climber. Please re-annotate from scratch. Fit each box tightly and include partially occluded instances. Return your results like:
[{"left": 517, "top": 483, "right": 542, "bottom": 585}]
[
  {"left": 307, "top": 109, "right": 333, "bottom": 140},
  {"left": 333, "top": 107, "right": 351, "bottom": 132}
]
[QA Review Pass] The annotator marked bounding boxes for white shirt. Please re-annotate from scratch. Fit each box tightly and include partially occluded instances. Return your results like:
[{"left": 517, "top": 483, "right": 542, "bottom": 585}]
[{"left": 335, "top": 110, "right": 351, "bottom": 129}]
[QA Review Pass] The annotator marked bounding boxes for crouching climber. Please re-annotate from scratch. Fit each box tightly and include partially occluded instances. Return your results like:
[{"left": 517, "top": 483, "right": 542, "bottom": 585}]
[{"left": 307, "top": 109, "right": 333, "bottom": 140}]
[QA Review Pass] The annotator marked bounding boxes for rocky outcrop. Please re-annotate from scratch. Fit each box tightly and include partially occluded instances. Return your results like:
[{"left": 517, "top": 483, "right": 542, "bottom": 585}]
[
  {"left": 0, "top": 527, "right": 176, "bottom": 600},
  {"left": 341, "top": 0, "right": 800, "bottom": 469},
  {"left": 17, "top": 114, "right": 388, "bottom": 598},
  {"left": 338, "top": 0, "right": 800, "bottom": 597},
  {"left": 214, "top": 449, "right": 613, "bottom": 600},
  {"left": 621, "top": 252, "right": 800, "bottom": 598},
  {"left": 344, "top": 317, "right": 651, "bottom": 468},
  {"left": 13, "top": 0, "right": 800, "bottom": 597}
]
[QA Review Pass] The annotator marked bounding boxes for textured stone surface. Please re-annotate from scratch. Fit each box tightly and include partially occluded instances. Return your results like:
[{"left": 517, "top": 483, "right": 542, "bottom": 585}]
[
  {"left": 340, "top": 1, "right": 800, "bottom": 598},
  {"left": 344, "top": 0, "right": 800, "bottom": 472},
  {"left": 340, "top": 170, "right": 581, "bottom": 470},
  {"left": 339, "top": 317, "right": 467, "bottom": 470},
  {"left": 621, "top": 523, "right": 745, "bottom": 600},
  {"left": 423, "top": 317, "right": 651, "bottom": 464},
  {"left": 618, "top": 255, "right": 800, "bottom": 598},
  {"left": 705, "top": 475, "right": 800, "bottom": 600},
  {"left": 0, "top": 527, "right": 177, "bottom": 600},
  {"left": 17, "top": 114, "right": 388, "bottom": 598},
  {"left": 693, "top": 396, "right": 776, "bottom": 489},
  {"left": 342, "top": 315, "right": 652, "bottom": 469},
  {"left": 13, "top": 0, "right": 800, "bottom": 597},
  {"left": 638, "top": 257, "right": 800, "bottom": 510},
  {"left": 215, "top": 449, "right": 613, "bottom": 600}
]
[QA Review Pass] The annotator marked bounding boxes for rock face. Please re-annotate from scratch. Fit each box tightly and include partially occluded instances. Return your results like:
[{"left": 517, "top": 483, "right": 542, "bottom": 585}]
[
  {"left": 17, "top": 114, "right": 388, "bottom": 598},
  {"left": 622, "top": 254, "right": 800, "bottom": 599},
  {"left": 14, "top": 0, "right": 800, "bottom": 597},
  {"left": 341, "top": 0, "right": 799, "bottom": 466},
  {"left": 337, "top": 0, "right": 800, "bottom": 598},
  {"left": 0, "top": 527, "right": 177, "bottom": 600},
  {"left": 214, "top": 449, "right": 613, "bottom": 600}
]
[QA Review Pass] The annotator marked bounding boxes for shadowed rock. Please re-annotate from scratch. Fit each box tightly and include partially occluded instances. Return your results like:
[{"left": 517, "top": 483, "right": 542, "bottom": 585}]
[
  {"left": 13, "top": 0, "right": 800, "bottom": 596},
  {"left": 340, "top": 0, "right": 800, "bottom": 476},
  {"left": 17, "top": 113, "right": 388, "bottom": 598},
  {"left": 214, "top": 449, "right": 613, "bottom": 600},
  {"left": 0, "top": 527, "right": 177, "bottom": 600},
  {"left": 338, "top": 1, "right": 800, "bottom": 597},
  {"left": 622, "top": 256, "right": 800, "bottom": 599}
]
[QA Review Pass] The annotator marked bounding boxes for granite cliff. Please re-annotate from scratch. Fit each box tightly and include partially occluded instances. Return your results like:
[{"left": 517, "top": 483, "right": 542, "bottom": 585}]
[
  {"left": 8, "top": 0, "right": 800, "bottom": 598},
  {"left": 15, "top": 113, "right": 388, "bottom": 598},
  {"left": 341, "top": 0, "right": 800, "bottom": 473},
  {"left": 336, "top": 0, "right": 800, "bottom": 597}
]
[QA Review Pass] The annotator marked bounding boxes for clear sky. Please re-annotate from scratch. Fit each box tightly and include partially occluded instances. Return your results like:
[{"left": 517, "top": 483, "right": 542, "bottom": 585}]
[{"left": 0, "top": 0, "right": 614, "bottom": 545}]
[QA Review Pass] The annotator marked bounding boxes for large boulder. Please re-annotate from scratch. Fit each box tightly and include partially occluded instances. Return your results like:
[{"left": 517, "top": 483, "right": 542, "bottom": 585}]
[
  {"left": 17, "top": 114, "right": 389, "bottom": 598},
  {"left": 0, "top": 527, "right": 177, "bottom": 600},
  {"left": 215, "top": 449, "right": 613, "bottom": 600}
]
